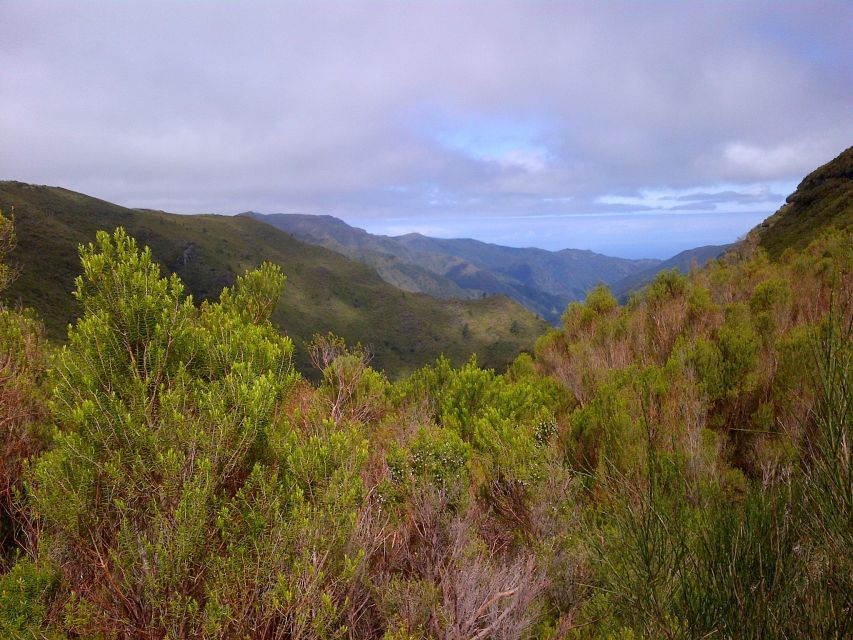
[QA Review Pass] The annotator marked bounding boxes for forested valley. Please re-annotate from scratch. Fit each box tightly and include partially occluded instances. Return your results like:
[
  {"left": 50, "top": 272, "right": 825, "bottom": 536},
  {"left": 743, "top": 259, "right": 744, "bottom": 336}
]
[{"left": 1, "top": 149, "right": 851, "bottom": 639}]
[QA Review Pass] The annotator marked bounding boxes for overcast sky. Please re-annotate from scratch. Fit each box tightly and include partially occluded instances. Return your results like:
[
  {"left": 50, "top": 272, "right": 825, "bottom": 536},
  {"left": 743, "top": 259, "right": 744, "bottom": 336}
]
[{"left": 1, "top": 2, "right": 851, "bottom": 258}]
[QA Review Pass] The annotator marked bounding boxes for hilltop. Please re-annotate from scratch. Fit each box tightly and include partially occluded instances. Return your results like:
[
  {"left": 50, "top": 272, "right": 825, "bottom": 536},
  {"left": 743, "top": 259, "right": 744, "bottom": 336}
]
[
  {"left": 0, "top": 182, "right": 547, "bottom": 376},
  {"left": 753, "top": 145, "right": 853, "bottom": 257}
]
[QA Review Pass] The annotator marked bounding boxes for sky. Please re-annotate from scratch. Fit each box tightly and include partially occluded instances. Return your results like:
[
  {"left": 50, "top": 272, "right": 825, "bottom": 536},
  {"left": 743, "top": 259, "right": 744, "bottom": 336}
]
[{"left": 1, "top": 2, "right": 851, "bottom": 258}]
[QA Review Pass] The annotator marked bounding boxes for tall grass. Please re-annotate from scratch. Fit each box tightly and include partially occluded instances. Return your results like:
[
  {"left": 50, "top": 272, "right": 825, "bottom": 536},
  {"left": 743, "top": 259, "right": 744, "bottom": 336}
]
[{"left": 593, "top": 300, "right": 852, "bottom": 639}]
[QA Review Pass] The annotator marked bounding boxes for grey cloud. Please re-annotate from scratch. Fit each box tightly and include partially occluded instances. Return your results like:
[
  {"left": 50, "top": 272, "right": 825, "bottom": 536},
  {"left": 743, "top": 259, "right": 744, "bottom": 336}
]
[
  {"left": 675, "top": 190, "right": 787, "bottom": 205},
  {"left": 0, "top": 1, "right": 850, "bottom": 231},
  {"left": 669, "top": 202, "right": 717, "bottom": 212}
]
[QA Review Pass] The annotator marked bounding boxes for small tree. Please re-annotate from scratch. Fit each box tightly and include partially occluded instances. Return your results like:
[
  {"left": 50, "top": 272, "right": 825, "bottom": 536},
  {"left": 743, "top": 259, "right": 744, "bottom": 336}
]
[{"left": 20, "top": 228, "right": 306, "bottom": 636}]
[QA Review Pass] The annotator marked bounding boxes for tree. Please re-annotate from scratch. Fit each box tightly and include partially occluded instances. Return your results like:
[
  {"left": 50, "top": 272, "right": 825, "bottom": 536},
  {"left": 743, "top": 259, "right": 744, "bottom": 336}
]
[{"left": 18, "top": 228, "right": 312, "bottom": 636}]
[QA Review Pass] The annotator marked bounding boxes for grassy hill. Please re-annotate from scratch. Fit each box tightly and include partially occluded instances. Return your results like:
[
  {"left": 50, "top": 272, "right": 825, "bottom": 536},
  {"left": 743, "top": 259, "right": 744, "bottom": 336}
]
[
  {"left": 396, "top": 233, "right": 658, "bottom": 320},
  {"left": 0, "top": 182, "right": 548, "bottom": 377},
  {"left": 611, "top": 243, "right": 732, "bottom": 301},
  {"left": 609, "top": 146, "right": 853, "bottom": 298},
  {"left": 241, "top": 212, "right": 478, "bottom": 300},
  {"left": 754, "top": 145, "right": 852, "bottom": 257},
  {"left": 243, "top": 212, "right": 658, "bottom": 324},
  {"left": 3, "top": 151, "right": 851, "bottom": 640}
]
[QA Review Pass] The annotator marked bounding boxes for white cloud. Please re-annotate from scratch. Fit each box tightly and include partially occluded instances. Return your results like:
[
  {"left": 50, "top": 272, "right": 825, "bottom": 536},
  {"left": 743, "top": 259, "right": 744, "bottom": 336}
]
[
  {"left": 0, "top": 1, "right": 850, "bottom": 253},
  {"left": 722, "top": 142, "right": 829, "bottom": 179}
]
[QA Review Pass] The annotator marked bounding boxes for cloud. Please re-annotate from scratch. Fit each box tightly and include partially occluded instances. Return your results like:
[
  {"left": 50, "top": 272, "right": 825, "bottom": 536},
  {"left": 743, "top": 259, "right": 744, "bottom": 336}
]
[
  {"left": 675, "top": 188, "right": 787, "bottom": 205},
  {"left": 670, "top": 202, "right": 717, "bottom": 212},
  {"left": 721, "top": 142, "right": 828, "bottom": 179},
  {"left": 0, "top": 1, "right": 850, "bottom": 254}
]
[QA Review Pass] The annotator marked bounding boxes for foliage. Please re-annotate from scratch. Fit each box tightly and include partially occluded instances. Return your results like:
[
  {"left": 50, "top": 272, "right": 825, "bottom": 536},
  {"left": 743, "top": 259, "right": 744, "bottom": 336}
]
[
  {"left": 0, "top": 180, "right": 547, "bottom": 378},
  {"left": 0, "top": 178, "right": 851, "bottom": 638},
  {"left": 0, "top": 209, "right": 48, "bottom": 570},
  {"left": 0, "top": 209, "right": 15, "bottom": 292},
  {"left": 755, "top": 145, "right": 852, "bottom": 258}
]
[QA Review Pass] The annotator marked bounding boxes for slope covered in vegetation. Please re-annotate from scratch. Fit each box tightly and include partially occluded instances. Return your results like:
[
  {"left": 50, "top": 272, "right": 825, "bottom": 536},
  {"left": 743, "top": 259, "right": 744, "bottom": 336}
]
[
  {"left": 610, "top": 243, "right": 731, "bottom": 301},
  {"left": 0, "top": 149, "right": 851, "bottom": 638},
  {"left": 241, "top": 212, "right": 481, "bottom": 300},
  {"left": 0, "top": 182, "right": 547, "bottom": 376},
  {"left": 245, "top": 212, "right": 658, "bottom": 324},
  {"left": 754, "top": 145, "right": 852, "bottom": 257}
]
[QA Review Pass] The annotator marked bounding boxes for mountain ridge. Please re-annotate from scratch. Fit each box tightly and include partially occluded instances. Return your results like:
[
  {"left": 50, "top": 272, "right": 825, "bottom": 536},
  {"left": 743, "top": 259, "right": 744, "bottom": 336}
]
[
  {"left": 242, "top": 211, "right": 660, "bottom": 323},
  {"left": 752, "top": 145, "right": 853, "bottom": 257},
  {"left": 611, "top": 243, "right": 732, "bottom": 302},
  {"left": 0, "top": 181, "right": 547, "bottom": 377}
]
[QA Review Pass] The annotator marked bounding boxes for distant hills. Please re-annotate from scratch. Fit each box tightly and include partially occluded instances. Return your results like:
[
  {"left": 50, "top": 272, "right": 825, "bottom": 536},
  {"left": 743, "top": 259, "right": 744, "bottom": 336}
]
[
  {"left": 246, "top": 152, "right": 853, "bottom": 314},
  {"left": 241, "top": 213, "right": 480, "bottom": 301},
  {"left": 753, "top": 145, "right": 853, "bottom": 258},
  {"left": 611, "top": 244, "right": 732, "bottom": 302},
  {"left": 242, "top": 212, "right": 660, "bottom": 324},
  {"left": 0, "top": 182, "right": 548, "bottom": 377},
  {"left": 6, "top": 147, "right": 847, "bottom": 377}
]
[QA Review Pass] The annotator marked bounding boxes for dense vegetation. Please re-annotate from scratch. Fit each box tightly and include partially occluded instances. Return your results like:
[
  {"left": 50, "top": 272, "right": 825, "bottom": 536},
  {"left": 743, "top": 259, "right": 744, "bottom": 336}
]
[
  {"left": 610, "top": 244, "right": 730, "bottom": 302},
  {"left": 0, "top": 151, "right": 851, "bottom": 638},
  {"left": 754, "top": 146, "right": 852, "bottom": 258},
  {"left": 0, "top": 181, "right": 546, "bottom": 377}
]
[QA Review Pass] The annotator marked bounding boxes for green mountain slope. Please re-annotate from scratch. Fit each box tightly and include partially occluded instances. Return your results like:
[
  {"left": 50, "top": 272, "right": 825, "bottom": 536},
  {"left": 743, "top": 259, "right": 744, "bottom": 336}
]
[
  {"left": 241, "top": 213, "right": 478, "bottom": 300},
  {"left": 397, "top": 233, "right": 658, "bottom": 313},
  {"left": 754, "top": 145, "right": 852, "bottom": 257},
  {"left": 243, "top": 212, "right": 658, "bottom": 324},
  {"left": 609, "top": 146, "right": 853, "bottom": 299},
  {"left": 611, "top": 243, "right": 732, "bottom": 301},
  {"left": 0, "top": 182, "right": 548, "bottom": 376}
]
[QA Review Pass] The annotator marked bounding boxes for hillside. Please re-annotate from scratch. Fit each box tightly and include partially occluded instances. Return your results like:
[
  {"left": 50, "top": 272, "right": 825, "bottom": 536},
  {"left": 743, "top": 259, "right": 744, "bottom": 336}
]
[
  {"left": 611, "top": 243, "right": 731, "bottom": 301},
  {"left": 241, "top": 212, "right": 478, "bottom": 300},
  {"left": 0, "top": 182, "right": 548, "bottom": 376},
  {"left": 243, "top": 212, "right": 658, "bottom": 324},
  {"left": 2, "top": 152, "right": 851, "bottom": 640},
  {"left": 754, "top": 145, "right": 853, "bottom": 257}
]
